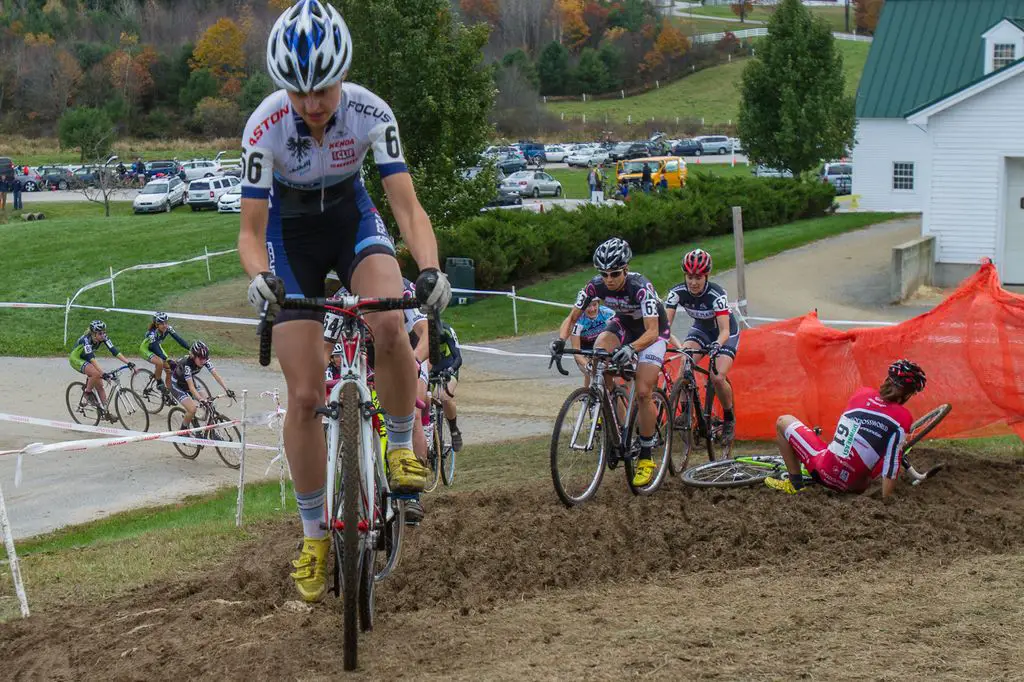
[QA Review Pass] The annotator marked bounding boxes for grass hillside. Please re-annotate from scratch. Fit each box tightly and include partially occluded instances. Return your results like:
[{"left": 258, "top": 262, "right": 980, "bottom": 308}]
[
  {"left": 547, "top": 40, "right": 870, "bottom": 125},
  {"left": 681, "top": 4, "right": 856, "bottom": 32}
]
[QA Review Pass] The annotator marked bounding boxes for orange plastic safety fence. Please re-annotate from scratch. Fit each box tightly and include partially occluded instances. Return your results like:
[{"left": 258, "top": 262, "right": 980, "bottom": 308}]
[{"left": 672, "top": 262, "right": 1024, "bottom": 442}]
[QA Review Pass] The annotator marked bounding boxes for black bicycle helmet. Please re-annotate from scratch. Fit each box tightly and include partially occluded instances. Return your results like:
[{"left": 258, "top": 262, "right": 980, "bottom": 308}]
[
  {"left": 190, "top": 340, "right": 210, "bottom": 358},
  {"left": 888, "top": 359, "right": 926, "bottom": 393},
  {"left": 592, "top": 237, "right": 633, "bottom": 270}
]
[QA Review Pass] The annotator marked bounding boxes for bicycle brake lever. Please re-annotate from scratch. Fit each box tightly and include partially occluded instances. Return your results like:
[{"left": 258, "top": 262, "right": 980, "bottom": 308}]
[{"left": 552, "top": 353, "right": 570, "bottom": 376}]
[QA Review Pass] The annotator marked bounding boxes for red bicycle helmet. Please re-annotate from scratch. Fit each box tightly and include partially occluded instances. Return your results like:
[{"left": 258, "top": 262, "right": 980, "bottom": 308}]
[
  {"left": 888, "top": 359, "right": 926, "bottom": 392},
  {"left": 682, "top": 248, "right": 712, "bottom": 275}
]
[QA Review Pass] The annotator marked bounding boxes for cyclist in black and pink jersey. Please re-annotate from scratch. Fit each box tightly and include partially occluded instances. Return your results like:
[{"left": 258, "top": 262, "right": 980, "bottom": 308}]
[
  {"left": 169, "top": 341, "right": 235, "bottom": 431},
  {"left": 664, "top": 248, "right": 740, "bottom": 443},
  {"left": 766, "top": 359, "right": 925, "bottom": 497},
  {"left": 552, "top": 237, "right": 670, "bottom": 488}
]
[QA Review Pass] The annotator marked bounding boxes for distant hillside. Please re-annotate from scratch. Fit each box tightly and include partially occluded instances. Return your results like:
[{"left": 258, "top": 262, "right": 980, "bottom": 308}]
[{"left": 547, "top": 40, "right": 870, "bottom": 126}]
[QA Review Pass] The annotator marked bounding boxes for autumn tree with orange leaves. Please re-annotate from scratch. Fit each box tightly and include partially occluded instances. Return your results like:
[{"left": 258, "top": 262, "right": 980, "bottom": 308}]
[
  {"left": 642, "top": 22, "right": 689, "bottom": 75},
  {"left": 191, "top": 18, "right": 246, "bottom": 85}
]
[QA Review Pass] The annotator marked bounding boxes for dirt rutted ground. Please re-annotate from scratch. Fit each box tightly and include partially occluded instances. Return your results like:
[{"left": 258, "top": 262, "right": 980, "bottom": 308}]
[{"left": 1, "top": 449, "right": 1022, "bottom": 680}]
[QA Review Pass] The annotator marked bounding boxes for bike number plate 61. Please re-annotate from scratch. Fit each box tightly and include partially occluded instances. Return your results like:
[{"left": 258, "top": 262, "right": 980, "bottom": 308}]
[{"left": 323, "top": 312, "right": 344, "bottom": 341}]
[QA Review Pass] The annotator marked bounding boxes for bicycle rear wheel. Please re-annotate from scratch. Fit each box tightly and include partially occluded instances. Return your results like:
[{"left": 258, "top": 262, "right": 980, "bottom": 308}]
[
  {"left": 114, "top": 388, "right": 150, "bottom": 432},
  {"left": 625, "top": 388, "right": 671, "bottom": 496},
  {"left": 167, "top": 406, "right": 200, "bottom": 459},
  {"left": 681, "top": 455, "right": 785, "bottom": 488},
  {"left": 550, "top": 386, "right": 606, "bottom": 507},
  {"left": 905, "top": 403, "right": 952, "bottom": 450},
  {"left": 130, "top": 369, "right": 164, "bottom": 414},
  {"left": 210, "top": 414, "right": 242, "bottom": 469},
  {"left": 668, "top": 382, "right": 698, "bottom": 476},
  {"left": 65, "top": 382, "right": 101, "bottom": 426},
  {"left": 437, "top": 403, "right": 456, "bottom": 487}
]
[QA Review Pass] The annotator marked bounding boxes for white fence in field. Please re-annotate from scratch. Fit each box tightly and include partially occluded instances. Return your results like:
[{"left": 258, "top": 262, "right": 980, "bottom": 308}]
[{"left": 690, "top": 26, "right": 871, "bottom": 44}]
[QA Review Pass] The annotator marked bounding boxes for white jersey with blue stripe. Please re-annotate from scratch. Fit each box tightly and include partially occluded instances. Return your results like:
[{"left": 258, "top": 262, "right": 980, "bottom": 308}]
[{"left": 239, "top": 83, "right": 408, "bottom": 211}]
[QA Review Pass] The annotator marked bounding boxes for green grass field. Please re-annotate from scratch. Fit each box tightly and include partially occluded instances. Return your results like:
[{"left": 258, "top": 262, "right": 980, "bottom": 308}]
[
  {"left": 0, "top": 202, "right": 243, "bottom": 357},
  {"left": 683, "top": 4, "right": 855, "bottom": 32},
  {"left": 547, "top": 40, "right": 870, "bottom": 125},
  {"left": 445, "top": 211, "right": 901, "bottom": 342}
]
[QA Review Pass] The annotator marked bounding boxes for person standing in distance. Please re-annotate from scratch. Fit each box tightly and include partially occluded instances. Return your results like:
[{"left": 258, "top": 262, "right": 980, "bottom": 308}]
[{"left": 238, "top": 0, "right": 451, "bottom": 603}]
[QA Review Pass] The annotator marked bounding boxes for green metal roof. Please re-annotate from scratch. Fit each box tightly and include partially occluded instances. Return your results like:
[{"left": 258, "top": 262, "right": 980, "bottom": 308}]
[{"left": 856, "top": 0, "right": 1024, "bottom": 118}]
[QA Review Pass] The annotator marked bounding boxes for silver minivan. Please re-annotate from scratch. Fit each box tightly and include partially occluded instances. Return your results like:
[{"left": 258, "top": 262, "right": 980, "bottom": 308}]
[{"left": 694, "top": 135, "right": 733, "bottom": 155}]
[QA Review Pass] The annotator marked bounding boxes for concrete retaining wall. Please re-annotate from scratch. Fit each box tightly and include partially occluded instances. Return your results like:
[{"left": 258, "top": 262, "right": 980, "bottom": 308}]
[{"left": 890, "top": 235, "right": 935, "bottom": 302}]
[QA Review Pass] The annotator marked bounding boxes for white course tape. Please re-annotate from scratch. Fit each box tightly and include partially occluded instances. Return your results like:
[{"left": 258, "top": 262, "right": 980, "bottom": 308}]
[{"left": 460, "top": 344, "right": 550, "bottom": 359}]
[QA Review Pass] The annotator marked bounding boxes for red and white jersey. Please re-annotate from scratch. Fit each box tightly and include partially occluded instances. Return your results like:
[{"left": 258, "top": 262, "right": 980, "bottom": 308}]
[{"left": 827, "top": 387, "right": 913, "bottom": 486}]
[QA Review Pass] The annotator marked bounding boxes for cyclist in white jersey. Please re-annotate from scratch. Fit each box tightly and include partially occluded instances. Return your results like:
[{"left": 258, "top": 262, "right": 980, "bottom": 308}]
[{"left": 238, "top": 0, "right": 451, "bottom": 603}]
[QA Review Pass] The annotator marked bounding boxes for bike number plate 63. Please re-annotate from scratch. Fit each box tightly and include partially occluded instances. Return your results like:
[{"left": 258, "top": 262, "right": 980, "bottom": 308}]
[{"left": 323, "top": 312, "right": 344, "bottom": 341}]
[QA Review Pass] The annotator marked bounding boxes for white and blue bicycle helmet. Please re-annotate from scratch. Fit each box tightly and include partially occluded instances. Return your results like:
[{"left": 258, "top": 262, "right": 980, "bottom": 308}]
[{"left": 266, "top": 0, "right": 353, "bottom": 93}]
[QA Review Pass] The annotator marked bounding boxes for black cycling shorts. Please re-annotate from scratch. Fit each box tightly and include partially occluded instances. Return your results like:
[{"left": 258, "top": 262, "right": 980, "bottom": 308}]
[
  {"left": 266, "top": 176, "right": 397, "bottom": 323},
  {"left": 685, "top": 326, "right": 740, "bottom": 359}
]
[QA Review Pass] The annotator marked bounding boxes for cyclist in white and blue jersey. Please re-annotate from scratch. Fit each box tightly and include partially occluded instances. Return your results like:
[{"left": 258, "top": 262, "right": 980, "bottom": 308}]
[
  {"left": 563, "top": 298, "right": 614, "bottom": 386},
  {"left": 237, "top": 0, "right": 451, "bottom": 603}
]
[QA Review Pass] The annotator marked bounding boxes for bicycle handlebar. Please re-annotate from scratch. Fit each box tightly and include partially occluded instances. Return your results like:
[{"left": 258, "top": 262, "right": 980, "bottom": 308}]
[
  {"left": 257, "top": 296, "right": 442, "bottom": 369},
  {"left": 549, "top": 348, "right": 634, "bottom": 378},
  {"left": 666, "top": 346, "right": 718, "bottom": 376}
]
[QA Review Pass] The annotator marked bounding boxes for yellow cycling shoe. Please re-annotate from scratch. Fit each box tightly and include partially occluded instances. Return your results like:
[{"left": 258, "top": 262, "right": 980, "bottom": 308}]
[
  {"left": 387, "top": 447, "right": 429, "bottom": 493},
  {"left": 765, "top": 477, "right": 805, "bottom": 494},
  {"left": 632, "top": 458, "right": 656, "bottom": 487},
  {"left": 290, "top": 536, "right": 332, "bottom": 603}
]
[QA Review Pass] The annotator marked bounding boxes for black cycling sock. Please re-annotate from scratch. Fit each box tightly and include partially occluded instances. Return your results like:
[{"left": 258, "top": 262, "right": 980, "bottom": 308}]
[
  {"left": 448, "top": 417, "right": 458, "bottom": 432},
  {"left": 723, "top": 409, "right": 734, "bottom": 421},
  {"left": 790, "top": 474, "right": 804, "bottom": 489}
]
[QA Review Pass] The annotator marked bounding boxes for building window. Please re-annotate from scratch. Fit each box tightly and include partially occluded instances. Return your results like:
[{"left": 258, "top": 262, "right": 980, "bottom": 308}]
[
  {"left": 893, "top": 162, "right": 914, "bottom": 191},
  {"left": 994, "top": 43, "right": 1016, "bottom": 70}
]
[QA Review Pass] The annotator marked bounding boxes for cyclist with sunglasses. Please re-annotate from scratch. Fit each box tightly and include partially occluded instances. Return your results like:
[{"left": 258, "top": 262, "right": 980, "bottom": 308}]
[{"left": 552, "top": 237, "right": 670, "bottom": 487}]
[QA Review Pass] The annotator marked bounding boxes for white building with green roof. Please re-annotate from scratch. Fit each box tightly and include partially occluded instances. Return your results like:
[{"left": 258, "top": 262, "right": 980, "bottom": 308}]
[{"left": 853, "top": 0, "right": 1024, "bottom": 285}]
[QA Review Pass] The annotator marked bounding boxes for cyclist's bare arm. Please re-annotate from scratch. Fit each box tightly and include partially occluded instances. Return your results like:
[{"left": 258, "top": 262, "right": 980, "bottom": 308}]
[
  {"left": 630, "top": 316, "right": 661, "bottom": 351},
  {"left": 238, "top": 198, "right": 270, "bottom": 276},
  {"left": 715, "top": 313, "right": 731, "bottom": 345},
  {"left": 383, "top": 173, "right": 439, "bottom": 270},
  {"left": 210, "top": 368, "right": 230, "bottom": 394},
  {"left": 558, "top": 308, "right": 583, "bottom": 340},
  {"left": 411, "top": 318, "right": 429, "bottom": 363},
  {"left": 665, "top": 307, "right": 676, "bottom": 327}
]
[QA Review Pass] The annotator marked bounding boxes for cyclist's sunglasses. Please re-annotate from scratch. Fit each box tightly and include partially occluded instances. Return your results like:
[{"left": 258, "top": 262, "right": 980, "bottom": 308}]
[{"left": 599, "top": 270, "right": 623, "bottom": 279}]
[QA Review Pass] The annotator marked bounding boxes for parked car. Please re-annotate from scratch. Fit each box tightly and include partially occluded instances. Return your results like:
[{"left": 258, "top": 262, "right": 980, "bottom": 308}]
[
  {"left": 616, "top": 157, "right": 688, "bottom": 188},
  {"left": 463, "top": 165, "right": 522, "bottom": 208},
  {"left": 500, "top": 170, "right": 563, "bottom": 198},
  {"left": 145, "top": 160, "right": 183, "bottom": 180},
  {"left": 543, "top": 145, "right": 568, "bottom": 163},
  {"left": 36, "top": 165, "right": 75, "bottom": 190},
  {"left": 589, "top": 148, "right": 612, "bottom": 166},
  {"left": 752, "top": 165, "right": 794, "bottom": 178},
  {"left": 671, "top": 139, "right": 703, "bottom": 157},
  {"left": 820, "top": 161, "right": 853, "bottom": 195},
  {"left": 217, "top": 185, "right": 242, "bottom": 213},
  {"left": 608, "top": 141, "right": 654, "bottom": 162},
  {"left": 732, "top": 138, "right": 745, "bottom": 153},
  {"left": 134, "top": 177, "right": 186, "bottom": 213},
  {"left": 186, "top": 175, "right": 239, "bottom": 210},
  {"left": 694, "top": 135, "right": 733, "bottom": 155},
  {"left": 495, "top": 154, "right": 527, "bottom": 175},
  {"left": 483, "top": 145, "right": 524, "bottom": 160},
  {"left": 565, "top": 149, "right": 595, "bottom": 167},
  {"left": 13, "top": 168, "right": 43, "bottom": 192},
  {"left": 515, "top": 142, "right": 546, "bottom": 161},
  {"left": 180, "top": 160, "right": 221, "bottom": 181},
  {"left": 71, "top": 165, "right": 105, "bottom": 187}
]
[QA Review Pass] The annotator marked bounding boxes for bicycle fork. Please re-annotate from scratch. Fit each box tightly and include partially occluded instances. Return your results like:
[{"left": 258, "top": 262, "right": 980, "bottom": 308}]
[{"left": 569, "top": 392, "right": 602, "bottom": 452}]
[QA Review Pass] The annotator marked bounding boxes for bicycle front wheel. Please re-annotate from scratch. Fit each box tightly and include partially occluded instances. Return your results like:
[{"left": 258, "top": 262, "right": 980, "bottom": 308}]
[
  {"left": 338, "top": 383, "right": 363, "bottom": 670},
  {"left": 114, "top": 388, "right": 150, "bottom": 433},
  {"left": 668, "top": 382, "right": 697, "bottom": 476},
  {"left": 130, "top": 369, "right": 164, "bottom": 415},
  {"left": 65, "top": 382, "right": 101, "bottom": 426},
  {"left": 681, "top": 456, "right": 785, "bottom": 488},
  {"left": 550, "top": 386, "right": 606, "bottom": 507},
  {"left": 210, "top": 414, "right": 242, "bottom": 469},
  {"left": 167, "top": 406, "right": 200, "bottom": 459}
]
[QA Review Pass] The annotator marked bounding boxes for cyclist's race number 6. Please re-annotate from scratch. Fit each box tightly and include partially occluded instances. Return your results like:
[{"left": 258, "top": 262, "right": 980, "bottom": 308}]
[
  {"left": 245, "top": 151, "right": 264, "bottom": 185},
  {"left": 385, "top": 126, "right": 401, "bottom": 159}
]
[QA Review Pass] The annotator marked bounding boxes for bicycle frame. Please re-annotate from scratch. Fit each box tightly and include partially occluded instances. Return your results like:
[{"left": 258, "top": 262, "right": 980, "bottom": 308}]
[
  {"left": 322, "top": 306, "right": 392, "bottom": 548},
  {"left": 560, "top": 350, "right": 637, "bottom": 461}
]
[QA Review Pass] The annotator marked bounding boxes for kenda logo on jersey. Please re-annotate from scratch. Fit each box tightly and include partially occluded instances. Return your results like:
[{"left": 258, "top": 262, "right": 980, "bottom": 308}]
[
  {"left": 249, "top": 104, "right": 291, "bottom": 146},
  {"left": 346, "top": 101, "right": 392, "bottom": 122}
]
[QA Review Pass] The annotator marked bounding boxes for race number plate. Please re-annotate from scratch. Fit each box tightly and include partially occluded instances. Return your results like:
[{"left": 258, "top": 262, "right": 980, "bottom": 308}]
[{"left": 323, "top": 312, "right": 344, "bottom": 341}]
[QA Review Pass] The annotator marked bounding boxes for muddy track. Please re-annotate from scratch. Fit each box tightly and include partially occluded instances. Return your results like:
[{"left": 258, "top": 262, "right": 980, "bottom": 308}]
[{"left": 1, "top": 449, "right": 1022, "bottom": 680}]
